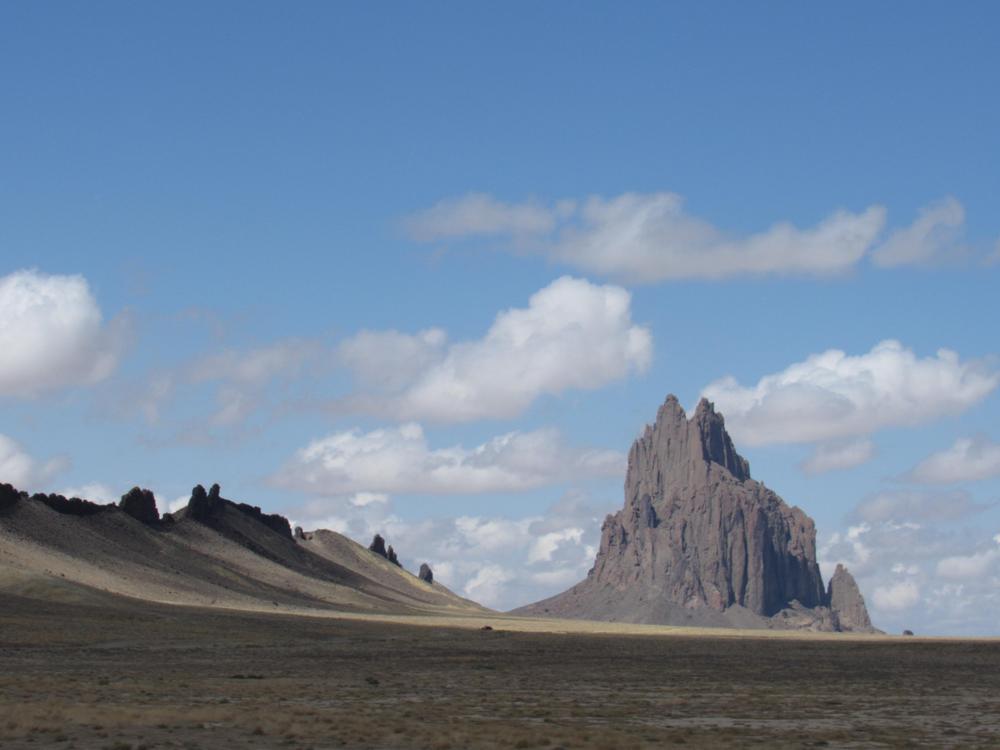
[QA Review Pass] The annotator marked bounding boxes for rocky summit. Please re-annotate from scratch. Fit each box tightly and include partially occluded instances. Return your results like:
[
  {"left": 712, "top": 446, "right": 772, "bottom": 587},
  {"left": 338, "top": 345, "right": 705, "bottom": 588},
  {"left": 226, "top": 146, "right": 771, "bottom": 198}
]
[{"left": 516, "top": 395, "right": 876, "bottom": 632}]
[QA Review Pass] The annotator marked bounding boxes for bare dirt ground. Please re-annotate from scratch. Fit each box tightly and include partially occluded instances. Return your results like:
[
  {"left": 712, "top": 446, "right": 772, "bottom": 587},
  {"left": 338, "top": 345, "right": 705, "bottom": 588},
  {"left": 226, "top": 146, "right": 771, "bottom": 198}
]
[{"left": 1, "top": 592, "right": 998, "bottom": 749}]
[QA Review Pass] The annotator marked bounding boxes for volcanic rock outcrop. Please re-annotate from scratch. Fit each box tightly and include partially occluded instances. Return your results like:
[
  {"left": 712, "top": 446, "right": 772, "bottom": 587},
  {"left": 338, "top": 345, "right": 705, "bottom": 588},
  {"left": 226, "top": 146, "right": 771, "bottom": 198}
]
[
  {"left": 187, "top": 483, "right": 293, "bottom": 540},
  {"left": 119, "top": 487, "right": 160, "bottom": 524},
  {"left": 419, "top": 563, "right": 433, "bottom": 584},
  {"left": 827, "top": 564, "right": 873, "bottom": 632},
  {"left": 369, "top": 534, "right": 388, "bottom": 557},
  {"left": 516, "top": 395, "right": 876, "bottom": 632}
]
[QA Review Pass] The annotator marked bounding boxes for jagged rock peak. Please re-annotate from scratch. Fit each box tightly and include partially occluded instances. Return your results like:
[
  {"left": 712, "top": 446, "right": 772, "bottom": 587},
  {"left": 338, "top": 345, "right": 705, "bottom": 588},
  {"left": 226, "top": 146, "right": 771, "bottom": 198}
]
[
  {"left": 639, "top": 394, "right": 750, "bottom": 483},
  {"left": 827, "top": 564, "right": 873, "bottom": 632},
  {"left": 187, "top": 484, "right": 221, "bottom": 521},
  {"left": 119, "top": 487, "right": 160, "bottom": 524},
  {"left": 387, "top": 545, "right": 400, "bottom": 566},
  {"left": 419, "top": 563, "right": 433, "bottom": 583}
]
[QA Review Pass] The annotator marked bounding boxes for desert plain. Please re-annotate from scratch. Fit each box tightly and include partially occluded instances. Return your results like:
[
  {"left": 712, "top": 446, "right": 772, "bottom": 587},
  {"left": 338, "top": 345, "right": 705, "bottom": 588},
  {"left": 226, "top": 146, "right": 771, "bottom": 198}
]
[{"left": 2, "top": 586, "right": 999, "bottom": 750}]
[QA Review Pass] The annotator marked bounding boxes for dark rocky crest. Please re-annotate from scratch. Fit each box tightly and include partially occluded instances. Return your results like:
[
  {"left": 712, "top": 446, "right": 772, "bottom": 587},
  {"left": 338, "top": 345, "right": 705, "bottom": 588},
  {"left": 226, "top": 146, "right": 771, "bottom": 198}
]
[
  {"left": 119, "top": 487, "right": 160, "bottom": 524},
  {"left": 387, "top": 545, "right": 400, "bottom": 566},
  {"left": 1, "top": 483, "right": 25, "bottom": 510},
  {"left": 369, "top": 534, "right": 388, "bottom": 557},
  {"left": 517, "top": 394, "right": 876, "bottom": 632},
  {"left": 186, "top": 483, "right": 292, "bottom": 539},
  {"left": 32, "top": 492, "right": 113, "bottom": 517},
  {"left": 419, "top": 563, "right": 434, "bottom": 584}
]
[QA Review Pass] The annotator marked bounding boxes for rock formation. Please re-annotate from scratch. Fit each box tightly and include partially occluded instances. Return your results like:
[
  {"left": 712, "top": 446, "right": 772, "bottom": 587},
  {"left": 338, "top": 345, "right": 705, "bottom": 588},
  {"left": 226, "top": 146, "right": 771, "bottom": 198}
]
[
  {"left": 827, "top": 564, "right": 873, "bottom": 632},
  {"left": 387, "top": 545, "right": 400, "bottom": 566},
  {"left": 185, "top": 483, "right": 293, "bottom": 539},
  {"left": 119, "top": 487, "right": 160, "bottom": 524},
  {"left": 369, "top": 534, "right": 387, "bottom": 557},
  {"left": 0, "top": 483, "right": 23, "bottom": 510},
  {"left": 419, "top": 563, "right": 433, "bottom": 584},
  {"left": 516, "top": 395, "right": 876, "bottom": 632}
]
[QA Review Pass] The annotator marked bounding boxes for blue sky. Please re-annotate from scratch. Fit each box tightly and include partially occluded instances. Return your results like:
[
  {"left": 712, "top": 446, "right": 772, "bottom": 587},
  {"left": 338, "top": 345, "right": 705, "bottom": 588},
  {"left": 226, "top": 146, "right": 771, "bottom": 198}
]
[{"left": 2, "top": 2, "right": 999, "bottom": 634}]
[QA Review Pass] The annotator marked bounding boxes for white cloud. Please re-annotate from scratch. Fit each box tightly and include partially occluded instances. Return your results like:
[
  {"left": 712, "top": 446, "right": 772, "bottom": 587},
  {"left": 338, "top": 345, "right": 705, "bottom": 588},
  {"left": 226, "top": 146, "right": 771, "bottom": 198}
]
[
  {"left": 909, "top": 436, "right": 1000, "bottom": 484},
  {"left": 937, "top": 537, "right": 1000, "bottom": 581},
  {"left": 852, "top": 489, "right": 994, "bottom": 524},
  {"left": 404, "top": 193, "right": 560, "bottom": 241},
  {"left": 339, "top": 276, "right": 652, "bottom": 422},
  {"left": 291, "top": 490, "right": 612, "bottom": 612},
  {"left": 871, "top": 197, "right": 966, "bottom": 268},
  {"left": 463, "top": 565, "right": 515, "bottom": 608},
  {"left": 0, "top": 269, "right": 127, "bottom": 398},
  {"left": 349, "top": 492, "right": 389, "bottom": 507},
  {"left": 528, "top": 527, "right": 585, "bottom": 564},
  {"left": 405, "top": 191, "right": 887, "bottom": 282},
  {"left": 0, "top": 434, "right": 68, "bottom": 489},
  {"left": 273, "top": 422, "right": 624, "bottom": 496},
  {"left": 338, "top": 329, "right": 447, "bottom": 392},
  {"left": 702, "top": 340, "right": 998, "bottom": 445},
  {"left": 167, "top": 494, "right": 190, "bottom": 514},
  {"left": 820, "top": 512, "right": 1000, "bottom": 634},
  {"left": 57, "top": 483, "right": 119, "bottom": 504},
  {"left": 552, "top": 193, "right": 886, "bottom": 282},
  {"left": 872, "top": 580, "right": 921, "bottom": 611},
  {"left": 800, "top": 438, "right": 875, "bottom": 475}
]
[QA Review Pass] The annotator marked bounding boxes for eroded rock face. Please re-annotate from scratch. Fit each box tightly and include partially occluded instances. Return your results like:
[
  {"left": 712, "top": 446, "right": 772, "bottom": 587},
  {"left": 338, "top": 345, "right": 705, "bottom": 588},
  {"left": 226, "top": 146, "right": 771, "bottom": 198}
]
[
  {"left": 419, "top": 563, "right": 433, "bottom": 583},
  {"left": 386, "top": 545, "right": 400, "bottom": 567},
  {"left": 119, "top": 487, "right": 160, "bottom": 524},
  {"left": 590, "top": 396, "right": 825, "bottom": 617},
  {"left": 517, "top": 394, "right": 876, "bottom": 632},
  {"left": 827, "top": 564, "right": 873, "bottom": 632}
]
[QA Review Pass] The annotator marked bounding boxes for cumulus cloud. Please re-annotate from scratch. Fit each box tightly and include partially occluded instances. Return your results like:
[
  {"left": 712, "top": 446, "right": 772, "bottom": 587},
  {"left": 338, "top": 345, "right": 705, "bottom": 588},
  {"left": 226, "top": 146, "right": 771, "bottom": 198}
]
[
  {"left": 0, "top": 269, "right": 127, "bottom": 398},
  {"left": 339, "top": 276, "right": 652, "bottom": 422},
  {"left": 405, "top": 192, "right": 887, "bottom": 282},
  {"left": 800, "top": 438, "right": 875, "bottom": 475},
  {"left": 871, "top": 197, "right": 966, "bottom": 268},
  {"left": 702, "top": 340, "right": 998, "bottom": 446},
  {"left": 272, "top": 423, "right": 624, "bottom": 496},
  {"left": 908, "top": 436, "right": 1000, "bottom": 484},
  {"left": 0, "top": 434, "right": 68, "bottom": 489}
]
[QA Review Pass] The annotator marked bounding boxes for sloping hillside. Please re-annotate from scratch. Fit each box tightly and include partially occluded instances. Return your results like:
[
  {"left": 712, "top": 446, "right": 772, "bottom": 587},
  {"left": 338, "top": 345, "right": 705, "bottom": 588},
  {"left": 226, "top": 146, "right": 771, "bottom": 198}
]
[{"left": 0, "top": 483, "right": 485, "bottom": 617}]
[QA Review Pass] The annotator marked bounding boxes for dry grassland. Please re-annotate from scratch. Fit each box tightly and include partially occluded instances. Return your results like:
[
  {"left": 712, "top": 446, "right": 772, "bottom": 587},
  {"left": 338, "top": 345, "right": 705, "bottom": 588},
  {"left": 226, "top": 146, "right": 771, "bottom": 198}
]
[{"left": 1, "top": 591, "right": 998, "bottom": 749}]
